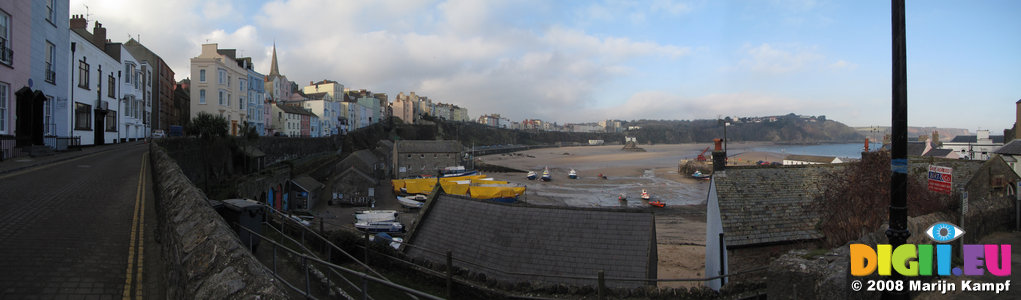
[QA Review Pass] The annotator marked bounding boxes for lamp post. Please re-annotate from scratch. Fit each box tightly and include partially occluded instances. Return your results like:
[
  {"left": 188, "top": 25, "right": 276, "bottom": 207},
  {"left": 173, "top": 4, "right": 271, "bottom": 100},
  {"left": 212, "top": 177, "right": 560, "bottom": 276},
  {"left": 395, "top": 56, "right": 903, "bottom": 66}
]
[
  {"left": 69, "top": 42, "right": 76, "bottom": 138},
  {"left": 886, "top": 0, "right": 910, "bottom": 298}
]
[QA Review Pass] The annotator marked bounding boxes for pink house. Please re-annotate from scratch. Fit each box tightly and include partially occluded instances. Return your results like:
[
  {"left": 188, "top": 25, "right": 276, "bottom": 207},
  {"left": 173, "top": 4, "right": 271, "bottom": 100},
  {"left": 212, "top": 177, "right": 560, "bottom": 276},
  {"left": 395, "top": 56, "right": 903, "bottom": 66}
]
[{"left": 0, "top": 1, "right": 33, "bottom": 159}]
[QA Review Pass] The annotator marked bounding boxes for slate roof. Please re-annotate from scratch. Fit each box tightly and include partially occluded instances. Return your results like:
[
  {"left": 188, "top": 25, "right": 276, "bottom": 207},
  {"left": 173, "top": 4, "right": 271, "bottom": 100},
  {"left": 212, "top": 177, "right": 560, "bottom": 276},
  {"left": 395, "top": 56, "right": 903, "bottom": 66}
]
[
  {"left": 949, "top": 135, "right": 1005, "bottom": 144},
  {"left": 395, "top": 140, "right": 463, "bottom": 154},
  {"left": 923, "top": 149, "right": 955, "bottom": 158},
  {"left": 907, "top": 141, "right": 929, "bottom": 156},
  {"left": 276, "top": 104, "right": 318, "bottom": 117},
  {"left": 336, "top": 150, "right": 379, "bottom": 175},
  {"left": 291, "top": 175, "right": 324, "bottom": 192},
  {"left": 784, "top": 154, "right": 839, "bottom": 164},
  {"left": 907, "top": 157, "right": 983, "bottom": 192},
  {"left": 715, "top": 165, "right": 842, "bottom": 247},
  {"left": 305, "top": 92, "right": 330, "bottom": 100},
  {"left": 406, "top": 196, "right": 656, "bottom": 288},
  {"left": 995, "top": 139, "right": 1021, "bottom": 155}
]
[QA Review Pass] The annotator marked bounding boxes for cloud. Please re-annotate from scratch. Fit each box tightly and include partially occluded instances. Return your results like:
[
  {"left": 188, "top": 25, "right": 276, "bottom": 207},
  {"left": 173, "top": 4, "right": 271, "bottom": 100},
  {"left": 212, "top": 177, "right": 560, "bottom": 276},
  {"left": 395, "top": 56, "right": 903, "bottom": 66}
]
[
  {"left": 828, "top": 59, "right": 858, "bottom": 70},
  {"left": 580, "top": 91, "right": 827, "bottom": 122},
  {"left": 738, "top": 43, "right": 824, "bottom": 74}
]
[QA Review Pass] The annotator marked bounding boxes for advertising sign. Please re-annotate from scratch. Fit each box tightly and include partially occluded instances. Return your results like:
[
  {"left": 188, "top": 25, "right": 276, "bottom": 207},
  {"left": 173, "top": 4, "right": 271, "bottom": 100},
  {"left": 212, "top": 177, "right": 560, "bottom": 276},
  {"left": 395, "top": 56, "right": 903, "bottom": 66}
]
[{"left": 928, "top": 165, "right": 952, "bottom": 194}]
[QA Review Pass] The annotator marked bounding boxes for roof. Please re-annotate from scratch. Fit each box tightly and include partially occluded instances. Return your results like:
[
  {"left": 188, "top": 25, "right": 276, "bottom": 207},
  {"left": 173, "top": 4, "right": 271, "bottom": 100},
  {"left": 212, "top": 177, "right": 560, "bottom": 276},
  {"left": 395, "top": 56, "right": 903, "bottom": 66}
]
[
  {"left": 336, "top": 150, "right": 379, "bottom": 175},
  {"left": 276, "top": 104, "right": 317, "bottom": 117},
  {"left": 995, "top": 139, "right": 1021, "bottom": 155},
  {"left": 305, "top": 92, "right": 329, "bottom": 100},
  {"left": 241, "top": 146, "right": 265, "bottom": 157},
  {"left": 923, "top": 149, "right": 955, "bottom": 158},
  {"left": 907, "top": 157, "right": 984, "bottom": 192},
  {"left": 406, "top": 196, "right": 656, "bottom": 288},
  {"left": 907, "top": 141, "right": 928, "bottom": 156},
  {"left": 949, "top": 135, "right": 1005, "bottom": 144},
  {"left": 715, "top": 165, "right": 842, "bottom": 247},
  {"left": 395, "top": 140, "right": 463, "bottom": 153},
  {"left": 291, "top": 175, "right": 324, "bottom": 192},
  {"left": 783, "top": 154, "right": 840, "bottom": 164}
]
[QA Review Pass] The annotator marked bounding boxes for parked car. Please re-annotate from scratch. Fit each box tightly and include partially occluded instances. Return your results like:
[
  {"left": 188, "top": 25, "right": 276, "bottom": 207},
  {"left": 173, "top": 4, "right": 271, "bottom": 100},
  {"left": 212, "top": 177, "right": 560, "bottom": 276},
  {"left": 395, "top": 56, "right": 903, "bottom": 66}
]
[{"left": 152, "top": 130, "right": 166, "bottom": 138}]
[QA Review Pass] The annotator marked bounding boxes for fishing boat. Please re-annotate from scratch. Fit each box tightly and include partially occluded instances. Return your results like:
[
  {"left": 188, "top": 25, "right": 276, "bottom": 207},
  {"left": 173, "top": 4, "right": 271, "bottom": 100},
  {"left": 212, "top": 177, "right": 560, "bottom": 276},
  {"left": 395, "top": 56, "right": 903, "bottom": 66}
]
[
  {"left": 526, "top": 171, "right": 537, "bottom": 180},
  {"left": 355, "top": 210, "right": 398, "bottom": 222},
  {"left": 397, "top": 196, "right": 425, "bottom": 209},
  {"left": 691, "top": 170, "right": 711, "bottom": 180},
  {"left": 440, "top": 166, "right": 479, "bottom": 177},
  {"left": 640, "top": 189, "right": 651, "bottom": 201},
  {"left": 540, "top": 167, "right": 552, "bottom": 182},
  {"left": 354, "top": 221, "right": 404, "bottom": 233},
  {"left": 568, "top": 169, "right": 578, "bottom": 179},
  {"left": 648, "top": 200, "right": 666, "bottom": 208}
]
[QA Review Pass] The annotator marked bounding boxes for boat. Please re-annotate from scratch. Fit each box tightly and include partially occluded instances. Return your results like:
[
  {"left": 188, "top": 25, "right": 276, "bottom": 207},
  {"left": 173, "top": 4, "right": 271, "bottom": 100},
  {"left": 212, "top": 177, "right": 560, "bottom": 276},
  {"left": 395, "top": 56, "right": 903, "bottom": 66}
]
[
  {"left": 640, "top": 189, "right": 651, "bottom": 201},
  {"left": 355, "top": 221, "right": 404, "bottom": 233},
  {"left": 540, "top": 167, "right": 552, "bottom": 182},
  {"left": 397, "top": 196, "right": 425, "bottom": 209},
  {"left": 648, "top": 200, "right": 666, "bottom": 208},
  {"left": 526, "top": 171, "right": 537, "bottom": 180},
  {"left": 355, "top": 210, "right": 398, "bottom": 222},
  {"left": 618, "top": 193, "right": 627, "bottom": 201},
  {"left": 440, "top": 166, "right": 479, "bottom": 177},
  {"left": 568, "top": 169, "right": 578, "bottom": 179},
  {"left": 691, "top": 170, "right": 711, "bottom": 180}
]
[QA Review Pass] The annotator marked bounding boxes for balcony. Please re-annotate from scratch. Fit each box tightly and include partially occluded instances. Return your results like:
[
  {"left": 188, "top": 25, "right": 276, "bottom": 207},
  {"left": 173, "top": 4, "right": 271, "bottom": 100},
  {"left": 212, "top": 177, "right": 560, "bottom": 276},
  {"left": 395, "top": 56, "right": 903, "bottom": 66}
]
[
  {"left": 0, "top": 39, "right": 12, "bottom": 65},
  {"left": 45, "top": 64, "right": 56, "bottom": 83}
]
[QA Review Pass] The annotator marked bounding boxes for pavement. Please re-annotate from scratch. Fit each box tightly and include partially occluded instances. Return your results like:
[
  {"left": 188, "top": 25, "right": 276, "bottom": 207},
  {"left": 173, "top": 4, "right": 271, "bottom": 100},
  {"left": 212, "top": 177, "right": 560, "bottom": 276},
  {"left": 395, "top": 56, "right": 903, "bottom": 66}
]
[{"left": 0, "top": 142, "right": 165, "bottom": 299}]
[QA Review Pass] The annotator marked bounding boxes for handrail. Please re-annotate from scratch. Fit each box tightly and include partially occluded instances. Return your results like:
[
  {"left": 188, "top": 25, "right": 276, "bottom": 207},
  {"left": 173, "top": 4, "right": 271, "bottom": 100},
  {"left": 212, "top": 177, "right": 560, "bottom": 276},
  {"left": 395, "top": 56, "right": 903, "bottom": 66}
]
[
  {"left": 261, "top": 222, "right": 372, "bottom": 300},
  {"left": 236, "top": 224, "right": 445, "bottom": 300}
]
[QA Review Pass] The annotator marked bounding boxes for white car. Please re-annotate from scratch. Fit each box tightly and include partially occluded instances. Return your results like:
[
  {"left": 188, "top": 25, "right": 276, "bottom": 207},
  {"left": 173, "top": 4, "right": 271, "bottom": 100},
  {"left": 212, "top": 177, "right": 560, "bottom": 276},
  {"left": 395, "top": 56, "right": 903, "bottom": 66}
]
[{"left": 152, "top": 130, "right": 166, "bottom": 138}]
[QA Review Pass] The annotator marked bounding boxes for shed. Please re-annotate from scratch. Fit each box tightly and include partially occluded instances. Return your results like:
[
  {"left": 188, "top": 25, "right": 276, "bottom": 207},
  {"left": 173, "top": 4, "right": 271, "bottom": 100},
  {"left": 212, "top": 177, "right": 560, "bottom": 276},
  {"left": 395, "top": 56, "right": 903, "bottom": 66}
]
[{"left": 291, "top": 175, "right": 324, "bottom": 210}]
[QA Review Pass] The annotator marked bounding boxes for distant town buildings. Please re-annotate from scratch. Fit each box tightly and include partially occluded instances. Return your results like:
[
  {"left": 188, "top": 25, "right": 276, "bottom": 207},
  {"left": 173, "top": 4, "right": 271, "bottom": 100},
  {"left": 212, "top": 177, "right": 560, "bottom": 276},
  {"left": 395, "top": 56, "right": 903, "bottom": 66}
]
[{"left": 942, "top": 130, "right": 1004, "bottom": 160}]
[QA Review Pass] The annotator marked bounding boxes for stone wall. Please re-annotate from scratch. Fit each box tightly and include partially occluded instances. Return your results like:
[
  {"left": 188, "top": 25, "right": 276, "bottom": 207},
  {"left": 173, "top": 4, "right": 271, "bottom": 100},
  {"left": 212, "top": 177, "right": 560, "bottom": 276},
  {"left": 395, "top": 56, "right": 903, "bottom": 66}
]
[
  {"left": 149, "top": 144, "right": 289, "bottom": 298},
  {"left": 256, "top": 136, "right": 340, "bottom": 166}
]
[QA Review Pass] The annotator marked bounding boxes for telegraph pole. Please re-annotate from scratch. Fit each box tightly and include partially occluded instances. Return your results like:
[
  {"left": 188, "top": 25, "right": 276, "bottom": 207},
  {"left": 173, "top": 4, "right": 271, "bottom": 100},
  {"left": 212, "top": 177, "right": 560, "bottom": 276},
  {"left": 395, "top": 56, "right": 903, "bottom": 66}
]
[{"left": 885, "top": 0, "right": 910, "bottom": 299}]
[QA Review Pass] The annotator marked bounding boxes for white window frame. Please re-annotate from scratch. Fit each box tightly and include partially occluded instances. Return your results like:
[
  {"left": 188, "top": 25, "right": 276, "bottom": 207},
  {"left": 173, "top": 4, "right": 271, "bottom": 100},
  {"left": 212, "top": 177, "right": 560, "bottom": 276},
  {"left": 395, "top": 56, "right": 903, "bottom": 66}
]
[
  {"left": 0, "top": 82, "right": 8, "bottom": 133},
  {"left": 200, "top": 69, "right": 206, "bottom": 82},
  {"left": 199, "top": 89, "right": 206, "bottom": 104},
  {"left": 0, "top": 11, "right": 10, "bottom": 65}
]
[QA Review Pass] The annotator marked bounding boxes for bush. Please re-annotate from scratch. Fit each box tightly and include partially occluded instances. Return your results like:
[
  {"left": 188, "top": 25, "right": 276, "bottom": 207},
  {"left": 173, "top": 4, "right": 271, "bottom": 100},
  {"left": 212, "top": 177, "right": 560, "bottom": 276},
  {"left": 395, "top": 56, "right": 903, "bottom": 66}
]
[{"left": 186, "top": 112, "right": 229, "bottom": 140}]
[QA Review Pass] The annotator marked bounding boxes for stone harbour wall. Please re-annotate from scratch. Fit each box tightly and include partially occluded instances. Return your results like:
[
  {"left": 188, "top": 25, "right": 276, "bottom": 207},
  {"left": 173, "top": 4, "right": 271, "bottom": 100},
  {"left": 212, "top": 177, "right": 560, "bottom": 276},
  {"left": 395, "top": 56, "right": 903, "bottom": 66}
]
[{"left": 148, "top": 144, "right": 289, "bottom": 298}]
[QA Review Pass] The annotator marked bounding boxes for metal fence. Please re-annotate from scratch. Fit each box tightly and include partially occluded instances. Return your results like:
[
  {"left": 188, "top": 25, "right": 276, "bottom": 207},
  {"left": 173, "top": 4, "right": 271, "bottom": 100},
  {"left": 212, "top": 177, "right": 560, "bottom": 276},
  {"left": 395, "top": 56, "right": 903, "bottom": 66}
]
[{"left": 0, "top": 135, "right": 23, "bottom": 161}]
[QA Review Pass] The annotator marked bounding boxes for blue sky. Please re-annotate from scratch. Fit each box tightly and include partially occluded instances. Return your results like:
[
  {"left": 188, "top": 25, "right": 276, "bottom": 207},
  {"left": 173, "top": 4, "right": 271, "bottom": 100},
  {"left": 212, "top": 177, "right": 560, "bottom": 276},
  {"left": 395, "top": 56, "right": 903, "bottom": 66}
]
[{"left": 71, "top": 0, "right": 1021, "bottom": 131}]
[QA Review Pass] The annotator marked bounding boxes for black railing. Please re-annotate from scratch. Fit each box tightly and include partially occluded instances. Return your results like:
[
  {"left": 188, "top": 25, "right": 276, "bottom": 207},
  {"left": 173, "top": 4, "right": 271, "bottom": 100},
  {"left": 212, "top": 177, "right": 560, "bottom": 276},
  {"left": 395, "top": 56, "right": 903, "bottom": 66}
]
[
  {"left": 44, "top": 136, "right": 81, "bottom": 151},
  {"left": 45, "top": 64, "right": 56, "bottom": 83},
  {"left": 0, "top": 135, "right": 24, "bottom": 161},
  {"left": 0, "top": 39, "right": 12, "bottom": 65}
]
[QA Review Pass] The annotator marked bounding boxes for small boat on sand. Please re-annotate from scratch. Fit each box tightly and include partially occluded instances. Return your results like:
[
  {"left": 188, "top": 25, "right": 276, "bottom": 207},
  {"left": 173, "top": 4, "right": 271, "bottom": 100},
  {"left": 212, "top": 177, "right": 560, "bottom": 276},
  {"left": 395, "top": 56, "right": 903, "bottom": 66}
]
[
  {"left": 355, "top": 221, "right": 404, "bottom": 233},
  {"left": 355, "top": 210, "right": 398, "bottom": 222},
  {"left": 540, "top": 168, "right": 552, "bottom": 182},
  {"left": 526, "top": 171, "right": 537, "bottom": 180},
  {"left": 692, "top": 170, "right": 711, "bottom": 180},
  {"left": 649, "top": 200, "right": 666, "bottom": 208},
  {"left": 397, "top": 196, "right": 425, "bottom": 209},
  {"left": 640, "top": 189, "right": 651, "bottom": 201},
  {"left": 568, "top": 169, "right": 578, "bottom": 179}
]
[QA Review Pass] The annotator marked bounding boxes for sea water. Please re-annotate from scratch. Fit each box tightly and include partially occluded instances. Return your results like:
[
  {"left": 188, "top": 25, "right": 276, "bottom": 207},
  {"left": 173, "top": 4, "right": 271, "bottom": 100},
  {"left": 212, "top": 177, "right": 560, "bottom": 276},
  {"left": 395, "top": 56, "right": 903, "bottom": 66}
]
[{"left": 748, "top": 142, "right": 882, "bottom": 159}]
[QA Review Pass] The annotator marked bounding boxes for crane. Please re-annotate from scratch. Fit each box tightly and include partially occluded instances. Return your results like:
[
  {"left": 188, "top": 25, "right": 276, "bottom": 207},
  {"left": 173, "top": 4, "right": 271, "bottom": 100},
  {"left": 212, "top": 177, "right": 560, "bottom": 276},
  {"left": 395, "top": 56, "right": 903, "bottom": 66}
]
[{"left": 696, "top": 146, "right": 710, "bottom": 161}]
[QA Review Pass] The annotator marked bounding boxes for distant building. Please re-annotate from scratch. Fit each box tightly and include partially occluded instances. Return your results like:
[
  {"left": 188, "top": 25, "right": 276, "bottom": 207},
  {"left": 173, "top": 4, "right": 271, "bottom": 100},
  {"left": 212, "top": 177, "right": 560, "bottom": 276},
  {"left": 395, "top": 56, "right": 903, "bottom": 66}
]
[
  {"left": 782, "top": 154, "right": 843, "bottom": 165},
  {"left": 392, "top": 140, "right": 463, "bottom": 178},
  {"left": 995, "top": 139, "right": 1021, "bottom": 177},
  {"left": 69, "top": 17, "right": 122, "bottom": 145},
  {"left": 124, "top": 38, "right": 174, "bottom": 132},
  {"left": 942, "top": 130, "right": 1004, "bottom": 160},
  {"left": 189, "top": 43, "right": 253, "bottom": 135},
  {"left": 391, "top": 92, "right": 418, "bottom": 124},
  {"left": 290, "top": 175, "right": 323, "bottom": 211},
  {"left": 272, "top": 104, "right": 305, "bottom": 137}
]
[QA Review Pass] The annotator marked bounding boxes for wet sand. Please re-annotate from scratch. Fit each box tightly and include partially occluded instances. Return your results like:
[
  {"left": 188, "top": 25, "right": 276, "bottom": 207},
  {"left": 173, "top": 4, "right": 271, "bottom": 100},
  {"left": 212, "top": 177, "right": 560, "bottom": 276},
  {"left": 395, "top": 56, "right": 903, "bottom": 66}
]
[{"left": 479, "top": 143, "right": 786, "bottom": 288}]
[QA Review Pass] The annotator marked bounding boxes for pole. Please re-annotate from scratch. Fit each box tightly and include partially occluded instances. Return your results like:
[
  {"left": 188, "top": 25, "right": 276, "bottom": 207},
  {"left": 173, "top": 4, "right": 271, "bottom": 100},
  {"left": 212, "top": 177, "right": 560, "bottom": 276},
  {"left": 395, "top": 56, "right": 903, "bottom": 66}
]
[
  {"left": 719, "top": 233, "right": 726, "bottom": 286},
  {"left": 885, "top": 0, "right": 910, "bottom": 299},
  {"left": 446, "top": 251, "right": 453, "bottom": 299},
  {"left": 597, "top": 270, "right": 605, "bottom": 300}
]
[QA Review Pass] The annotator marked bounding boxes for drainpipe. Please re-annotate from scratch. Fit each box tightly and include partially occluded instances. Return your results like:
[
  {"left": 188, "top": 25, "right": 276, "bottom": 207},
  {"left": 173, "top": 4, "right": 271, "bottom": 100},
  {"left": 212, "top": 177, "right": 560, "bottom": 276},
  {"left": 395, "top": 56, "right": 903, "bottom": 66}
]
[{"left": 70, "top": 42, "right": 76, "bottom": 138}]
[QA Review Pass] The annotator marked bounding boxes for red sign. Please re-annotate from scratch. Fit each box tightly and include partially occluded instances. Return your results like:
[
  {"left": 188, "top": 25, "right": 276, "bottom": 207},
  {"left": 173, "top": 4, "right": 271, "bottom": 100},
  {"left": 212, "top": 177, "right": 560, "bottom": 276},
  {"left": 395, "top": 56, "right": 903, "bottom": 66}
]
[{"left": 927, "top": 165, "right": 952, "bottom": 194}]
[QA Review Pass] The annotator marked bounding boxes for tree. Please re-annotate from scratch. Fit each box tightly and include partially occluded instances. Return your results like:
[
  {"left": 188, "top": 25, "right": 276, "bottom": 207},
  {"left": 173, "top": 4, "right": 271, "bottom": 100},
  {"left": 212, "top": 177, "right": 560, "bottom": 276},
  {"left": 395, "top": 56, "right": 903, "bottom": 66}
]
[{"left": 186, "top": 112, "right": 229, "bottom": 140}]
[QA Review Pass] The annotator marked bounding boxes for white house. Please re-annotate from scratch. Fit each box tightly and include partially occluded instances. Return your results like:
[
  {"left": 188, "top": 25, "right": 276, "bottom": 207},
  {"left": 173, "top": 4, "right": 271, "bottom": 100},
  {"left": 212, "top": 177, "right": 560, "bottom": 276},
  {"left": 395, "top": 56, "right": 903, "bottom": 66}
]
[
  {"left": 942, "top": 130, "right": 1004, "bottom": 160},
  {"left": 69, "top": 18, "right": 121, "bottom": 146},
  {"left": 118, "top": 45, "right": 147, "bottom": 142},
  {"left": 782, "top": 154, "right": 842, "bottom": 165}
]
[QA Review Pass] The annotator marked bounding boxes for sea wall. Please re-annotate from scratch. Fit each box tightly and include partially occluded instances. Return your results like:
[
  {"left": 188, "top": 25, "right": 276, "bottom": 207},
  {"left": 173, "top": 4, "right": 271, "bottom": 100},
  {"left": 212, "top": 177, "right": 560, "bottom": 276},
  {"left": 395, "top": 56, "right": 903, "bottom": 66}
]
[{"left": 149, "top": 144, "right": 289, "bottom": 298}]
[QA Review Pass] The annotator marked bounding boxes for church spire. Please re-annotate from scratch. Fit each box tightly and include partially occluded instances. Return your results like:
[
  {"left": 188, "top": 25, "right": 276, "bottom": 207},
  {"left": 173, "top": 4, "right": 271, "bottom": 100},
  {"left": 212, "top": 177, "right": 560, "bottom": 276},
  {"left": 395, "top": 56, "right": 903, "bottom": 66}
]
[{"left": 269, "top": 42, "right": 280, "bottom": 77}]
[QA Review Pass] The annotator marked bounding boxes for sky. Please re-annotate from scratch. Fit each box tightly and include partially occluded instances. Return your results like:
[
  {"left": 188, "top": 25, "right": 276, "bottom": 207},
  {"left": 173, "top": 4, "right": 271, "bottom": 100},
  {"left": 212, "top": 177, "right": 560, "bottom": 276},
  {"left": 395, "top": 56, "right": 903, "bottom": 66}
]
[{"left": 69, "top": 0, "right": 1021, "bottom": 130}]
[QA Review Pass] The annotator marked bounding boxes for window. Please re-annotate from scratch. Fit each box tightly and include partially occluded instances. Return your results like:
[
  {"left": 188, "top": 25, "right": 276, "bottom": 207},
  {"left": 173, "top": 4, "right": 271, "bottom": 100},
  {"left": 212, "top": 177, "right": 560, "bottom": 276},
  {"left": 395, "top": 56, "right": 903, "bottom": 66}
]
[
  {"left": 44, "top": 96, "right": 53, "bottom": 135},
  {"left": 46, "top": 0, "right": 55, "bottom": 23},
  {"left": 199, "top": 89, "right": 206, "bottom": 104},
  {"left": 0, "top": 11, "right": 10, "bottom": 65},
  {"left": 133, "top": 71, "right": 139, "bottom": 89},
  {"left": 124, "top": 64, "right": 131, "bottom": 83},
  {"left": 218, "top": 69, "right": 226, "bottom": 84},
  {"left": 199, "top": 69, "right": 206, "bottom": 82},
  {"left": 75, "top": 103, "right": 91, "bottom": 130},
  {"left": 228, "top": 75, "right": 231, "bottom": 87},
  {"left": 45, "top": 42, "right": 55, "bottom": 83},
  {"left": 239, "top": 97, "right": 244, "bottom": 110},
  {"left": 78, "top": 59, "right": 90, "bottom": 88},
  {"left": 218, "top": 90, "right": 224, "bottom": 106},
  {"left": 106, "top": 113, "right": 117, "bottom": 132},
  {"left": 108, "top": 75, "right": 115, "bottom": 98},
  {"left": 0, "top": 82, "right": 7, "bottom": 133},
  {"left": 227, "top": 94, "right": 231, "bottom": 107}
]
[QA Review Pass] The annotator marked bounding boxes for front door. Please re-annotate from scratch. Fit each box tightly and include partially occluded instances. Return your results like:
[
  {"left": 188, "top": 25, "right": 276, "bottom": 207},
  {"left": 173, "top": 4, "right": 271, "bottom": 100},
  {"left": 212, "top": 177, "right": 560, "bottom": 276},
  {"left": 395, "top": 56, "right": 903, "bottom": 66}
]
[
  {"left": 94, "top": 110, "right": 105, "bottom": 145},
  {"left": 13, "top": 88, "right": 45, "bottom": 146}
]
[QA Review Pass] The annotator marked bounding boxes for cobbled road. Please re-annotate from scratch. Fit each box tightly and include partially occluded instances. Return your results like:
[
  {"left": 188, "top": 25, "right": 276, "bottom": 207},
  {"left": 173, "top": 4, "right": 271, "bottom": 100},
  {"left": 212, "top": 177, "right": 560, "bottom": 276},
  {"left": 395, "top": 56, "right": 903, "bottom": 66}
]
[{"left": 0, "top": 143, "right": 164, "bottom": 299}]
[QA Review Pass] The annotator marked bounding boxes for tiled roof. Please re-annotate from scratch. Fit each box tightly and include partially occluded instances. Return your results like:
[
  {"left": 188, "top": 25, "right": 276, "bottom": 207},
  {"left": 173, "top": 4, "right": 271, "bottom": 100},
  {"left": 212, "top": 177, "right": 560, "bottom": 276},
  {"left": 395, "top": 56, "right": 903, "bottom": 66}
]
[
  {"left": 305, "top": 92, "right": 329, "bottom": 100},
  {"left": 715, "top": 165, "right": 842, "bottom": 247},
  {"left": 395, "top": 140, "right": 463, "bottom": 153},
  {"left": 995, "top": 139, "right": 1021, "bottom": 155},
  {"left": 291, "top": 175, "right": 324, "bottom": 192},
  {"left": 949, "top": 135, "right": 1005, "bottom": 144},
  {"left": 907, "top": 141, "right": 928, "bottom": 156},
  {"left": 923, "top": 149, "right": 954, "bottom": 158},
  {"left": 907, "top": 157, "right": 983, "bottom": 192},
  {"left": 784, "top": 154, "right": 839, "bottom": 164},
  {"left": 406, "top": 196, "right": 656, "bottom": 288},
  {"left": 276, "top": 104, "right": 317, "bottom": 117}
]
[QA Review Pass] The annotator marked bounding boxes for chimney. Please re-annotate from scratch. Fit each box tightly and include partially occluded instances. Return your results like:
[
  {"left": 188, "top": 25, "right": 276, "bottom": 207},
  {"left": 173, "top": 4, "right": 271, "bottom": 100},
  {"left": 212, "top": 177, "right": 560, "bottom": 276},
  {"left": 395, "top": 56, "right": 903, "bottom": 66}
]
[
  {"left": 69, "top": 15, "right": 87, "bottom": 30},
  {"left": 92, "top": 21, "right": 107, "bottom": 49},
  {"left": 1015, "top": 99, "right": 1021, "bottom": 141},
  {"left": 711, "top": 138, "right": 726, "bottom": 173}
]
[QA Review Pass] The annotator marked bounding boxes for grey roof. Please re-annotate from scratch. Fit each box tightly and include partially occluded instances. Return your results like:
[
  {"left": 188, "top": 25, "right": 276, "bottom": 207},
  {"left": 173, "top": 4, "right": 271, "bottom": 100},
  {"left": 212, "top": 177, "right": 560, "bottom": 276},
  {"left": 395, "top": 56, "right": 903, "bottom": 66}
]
[
  {"left": 395, "top": 140, "right": 463, "bottom": 153},
  {"left": 336, "top": 150, "right": 379, "bottom": 175},
  {"left": 305, "top": 92, "right": 329, "bottom": 100},
  {"left": 923, "top": 149, "right": 954, "bottom": 158},
  {"left": 949, "top": 135, "right": 1005, "bottom": 144},
  {"left": 715, "top": 165, "right": 842, "bottom": 247},
  {"left": 276, "top": 104, "right": 317, "bottom": 117},
  {"left": 995, "top": 139, "right": 1021, "bottom": 155},
  {"left": 291, "top": 175, "right": 324, "bottom": 192},
  {"left": 784, "top": 154, "right": 839, "bottom": 164},
  {"left": 406, "top": 196, "right": 656, "bottom": 288},
  {"left": 241, "top": 145, "right": 265, "bottom": 157},
  {"left": 907, "top": 141, "right": 928, "bottom": 156}
]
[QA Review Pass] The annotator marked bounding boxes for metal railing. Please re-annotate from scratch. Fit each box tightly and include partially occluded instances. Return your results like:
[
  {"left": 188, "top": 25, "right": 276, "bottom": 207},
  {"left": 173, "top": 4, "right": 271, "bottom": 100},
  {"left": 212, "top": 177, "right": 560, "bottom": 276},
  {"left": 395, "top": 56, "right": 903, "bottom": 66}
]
[
  {"left": 236, "top": 223, "right": 444, "bottom": 300},
  {"left": 0, "top": 135, "right": 25, "bottom": 161},
  {"left": 0, "top": 39, "right": 12, "bottom": 65}
]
